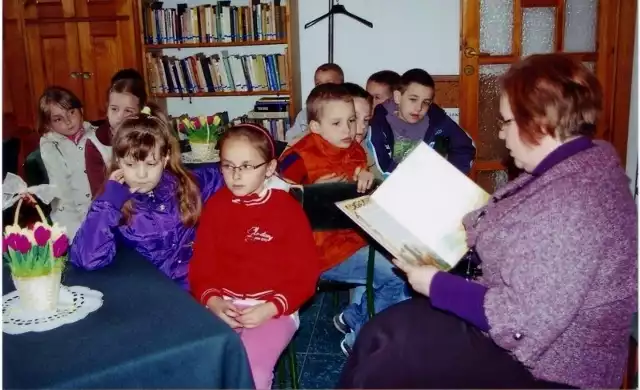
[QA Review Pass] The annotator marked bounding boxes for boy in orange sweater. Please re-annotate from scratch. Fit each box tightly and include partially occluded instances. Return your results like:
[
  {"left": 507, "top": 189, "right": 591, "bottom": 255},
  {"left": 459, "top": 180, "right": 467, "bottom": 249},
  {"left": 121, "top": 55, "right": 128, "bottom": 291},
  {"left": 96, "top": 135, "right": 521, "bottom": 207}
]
[{"left": 279, "top": 83, "right": 409, "bottom": 356}]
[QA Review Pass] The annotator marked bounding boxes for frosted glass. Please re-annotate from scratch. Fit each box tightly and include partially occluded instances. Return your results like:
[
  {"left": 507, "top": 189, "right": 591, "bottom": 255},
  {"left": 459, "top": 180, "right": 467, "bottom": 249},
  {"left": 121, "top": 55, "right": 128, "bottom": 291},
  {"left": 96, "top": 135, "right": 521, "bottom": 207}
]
[
  {"left": 522, "top": 7, "right": 556, "bottom": 56},
  {"left": 478, "top": 65, "right": 510, "bottom": 161},
  {"left": 480, "top": 0, "right": 514, "bottom": 55},
  {"left": 564, "top": 0, "right": 598, "bottom": 52}
]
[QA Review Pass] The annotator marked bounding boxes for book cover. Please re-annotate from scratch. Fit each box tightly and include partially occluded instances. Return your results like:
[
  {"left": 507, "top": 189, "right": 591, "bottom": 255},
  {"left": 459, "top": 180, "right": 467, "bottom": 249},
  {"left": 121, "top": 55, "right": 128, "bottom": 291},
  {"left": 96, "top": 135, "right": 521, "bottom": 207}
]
[{"left": 336, "top": 142, "right": 490, "bottom": 270}]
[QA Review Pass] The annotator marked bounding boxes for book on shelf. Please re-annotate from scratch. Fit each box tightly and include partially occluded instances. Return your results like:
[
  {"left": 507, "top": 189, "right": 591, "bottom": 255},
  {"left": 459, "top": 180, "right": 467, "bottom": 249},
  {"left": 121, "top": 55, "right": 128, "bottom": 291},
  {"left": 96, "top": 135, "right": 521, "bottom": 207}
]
[
  {"left": 230, "top": 97, "right": 291, "bottom": 141},
  {"left": 143, "top": 0, "right": 287, "bottom": 45},
  {"left": 335, "top": 142, "right": 490, "bottom": 270},
  {"left": 145, "top": 49, "right": 288, "bottom": 94}
]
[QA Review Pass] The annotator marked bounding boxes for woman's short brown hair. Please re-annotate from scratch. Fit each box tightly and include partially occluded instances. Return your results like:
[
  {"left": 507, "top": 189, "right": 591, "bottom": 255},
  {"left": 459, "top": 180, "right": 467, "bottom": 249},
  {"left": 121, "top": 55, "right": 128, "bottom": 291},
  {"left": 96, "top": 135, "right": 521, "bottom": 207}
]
[{"left": 501, "top": 53, "right": 603, "bottom": 145}]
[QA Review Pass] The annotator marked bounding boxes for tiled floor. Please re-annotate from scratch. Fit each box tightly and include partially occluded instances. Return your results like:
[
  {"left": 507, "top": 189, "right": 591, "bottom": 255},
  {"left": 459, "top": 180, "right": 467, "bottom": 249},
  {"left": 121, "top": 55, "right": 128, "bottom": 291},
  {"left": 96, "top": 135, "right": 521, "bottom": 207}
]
[{"left": 275, "top": 291, "right": 351, "bottom": 389}]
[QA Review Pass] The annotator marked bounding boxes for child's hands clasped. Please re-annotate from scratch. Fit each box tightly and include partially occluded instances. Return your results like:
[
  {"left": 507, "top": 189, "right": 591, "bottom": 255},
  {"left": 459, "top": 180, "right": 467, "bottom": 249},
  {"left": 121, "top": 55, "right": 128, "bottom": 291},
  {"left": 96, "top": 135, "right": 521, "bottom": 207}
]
[
  {"left": 236, "top": 302, "right": 278, "bottom": 328},
  {"left": 354, "top": 167, "right": 374, "bottom": 193},
  {"left": 206, "top": 296, "right": 243, "bottom": 329},
  {"left": 206, "top": 298, "right": 278, "bottom": 329},
  {"left": 109, "top": 169, "right": 139, "bottom": 193}
]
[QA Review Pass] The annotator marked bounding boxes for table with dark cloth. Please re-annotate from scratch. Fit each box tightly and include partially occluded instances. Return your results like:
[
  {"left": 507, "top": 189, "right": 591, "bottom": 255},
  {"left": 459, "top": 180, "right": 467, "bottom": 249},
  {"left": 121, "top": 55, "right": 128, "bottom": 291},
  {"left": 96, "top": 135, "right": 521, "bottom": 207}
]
[{"left": 3, "top": 248, "right": 255, "bottom": 389}]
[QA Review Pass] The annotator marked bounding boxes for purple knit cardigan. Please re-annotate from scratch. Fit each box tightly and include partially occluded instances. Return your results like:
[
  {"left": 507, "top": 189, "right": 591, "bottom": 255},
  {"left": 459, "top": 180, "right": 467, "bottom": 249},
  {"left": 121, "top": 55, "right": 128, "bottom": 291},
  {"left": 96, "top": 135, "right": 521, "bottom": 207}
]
[{"left": 448, "top": 140, "right": 637, "bottom": 388}]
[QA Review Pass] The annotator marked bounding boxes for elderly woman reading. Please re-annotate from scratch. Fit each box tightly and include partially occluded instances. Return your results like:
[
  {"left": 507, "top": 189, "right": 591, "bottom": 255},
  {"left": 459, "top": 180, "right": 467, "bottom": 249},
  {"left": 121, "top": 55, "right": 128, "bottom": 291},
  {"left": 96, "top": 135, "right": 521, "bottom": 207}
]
[{"left": 338, "top": 53, "right": 637, "bottom": 389}]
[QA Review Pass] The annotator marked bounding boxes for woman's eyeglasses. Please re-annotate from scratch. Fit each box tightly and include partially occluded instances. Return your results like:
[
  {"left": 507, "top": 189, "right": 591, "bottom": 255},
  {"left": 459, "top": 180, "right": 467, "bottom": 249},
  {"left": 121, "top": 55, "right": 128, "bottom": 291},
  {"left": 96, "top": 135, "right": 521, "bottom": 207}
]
[{"left": 220, "top": 162, "right": 268, "bottom": 174}]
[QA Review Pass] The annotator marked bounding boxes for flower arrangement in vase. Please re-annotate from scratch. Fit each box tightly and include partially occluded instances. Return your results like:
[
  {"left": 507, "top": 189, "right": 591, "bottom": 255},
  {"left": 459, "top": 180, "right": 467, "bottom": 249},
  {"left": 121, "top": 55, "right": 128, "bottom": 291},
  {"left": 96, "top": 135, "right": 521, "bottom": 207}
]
[
  {"left": 177, "top": 111, "right": 229, "bottom": 161},
  {"left": 3, "top": 195, "right": 69, "bottom": 312}
]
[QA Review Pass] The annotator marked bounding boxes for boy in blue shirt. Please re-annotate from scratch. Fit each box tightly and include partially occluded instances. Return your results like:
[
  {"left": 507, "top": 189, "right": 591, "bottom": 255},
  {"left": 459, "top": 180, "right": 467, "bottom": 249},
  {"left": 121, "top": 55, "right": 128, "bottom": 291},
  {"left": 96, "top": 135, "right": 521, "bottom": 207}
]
[{"left": 368, "top": 68, "right": 476, "bottom": 174}]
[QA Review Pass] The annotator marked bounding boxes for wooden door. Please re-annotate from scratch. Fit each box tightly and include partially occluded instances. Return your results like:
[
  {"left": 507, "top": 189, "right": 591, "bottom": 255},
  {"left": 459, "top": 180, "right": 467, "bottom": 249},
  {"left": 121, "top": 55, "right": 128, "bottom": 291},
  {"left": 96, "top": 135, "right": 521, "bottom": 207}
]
[
  {"left": 460, "top": 0, "right": 637, "bottom": 193},
  {"left": 24, "top": 22, "right": 85, "bottom": 106},
  {"left": 3, "top": 0, "right": 36, "bottom": 128},
  {"left": 23, "top": 0, "right": 85, "bottom": 112},
  {"left": 75, "top": 0, "right": 139, "bottom": 120},
  {"left": 77, "top": 19, "right": 138, "bottom": 120}
]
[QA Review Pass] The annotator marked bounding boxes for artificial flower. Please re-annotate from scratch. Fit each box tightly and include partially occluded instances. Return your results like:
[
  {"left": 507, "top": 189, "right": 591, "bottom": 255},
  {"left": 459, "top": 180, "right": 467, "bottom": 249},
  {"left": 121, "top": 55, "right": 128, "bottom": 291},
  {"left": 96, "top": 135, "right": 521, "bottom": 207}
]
[
  {"left": 33, "top": 224, "right": 51, "bottom": 247},
  {"left": 12, "top": 234, "right": 32, "bottom": 254},
  {"left": 52, "top": 235, "right": 69, "bottom": 258}
]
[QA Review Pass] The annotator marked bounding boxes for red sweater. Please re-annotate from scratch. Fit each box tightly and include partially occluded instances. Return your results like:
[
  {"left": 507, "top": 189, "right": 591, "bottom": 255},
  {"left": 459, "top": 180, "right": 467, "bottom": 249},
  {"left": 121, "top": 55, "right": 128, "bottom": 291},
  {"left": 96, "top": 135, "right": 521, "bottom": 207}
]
[{"left": 189, "top": 187, "right": 321, "bottom": 316}]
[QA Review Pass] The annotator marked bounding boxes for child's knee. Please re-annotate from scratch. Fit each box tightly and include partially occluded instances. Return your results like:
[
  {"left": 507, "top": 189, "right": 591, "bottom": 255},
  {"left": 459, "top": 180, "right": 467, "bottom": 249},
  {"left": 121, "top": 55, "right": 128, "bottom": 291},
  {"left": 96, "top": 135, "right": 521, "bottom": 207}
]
[{"left": 251, "top": 364, "right": 275, "bottom": 390}]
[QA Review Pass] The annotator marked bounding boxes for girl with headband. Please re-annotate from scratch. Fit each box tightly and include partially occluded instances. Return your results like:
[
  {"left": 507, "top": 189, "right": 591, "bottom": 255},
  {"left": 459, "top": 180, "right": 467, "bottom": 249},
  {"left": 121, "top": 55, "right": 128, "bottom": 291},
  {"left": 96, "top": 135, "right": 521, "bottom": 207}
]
[{"left": 189, "top": 123, "right": 321, "bottom": 390}]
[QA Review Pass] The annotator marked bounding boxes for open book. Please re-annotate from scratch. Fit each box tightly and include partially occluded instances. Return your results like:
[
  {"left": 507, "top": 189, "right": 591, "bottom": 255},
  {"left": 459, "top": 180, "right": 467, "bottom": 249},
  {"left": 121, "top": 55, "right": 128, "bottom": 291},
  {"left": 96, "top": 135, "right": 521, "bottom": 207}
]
[{"left": 335, "top": 142, "right": 490, "bottom": 270}]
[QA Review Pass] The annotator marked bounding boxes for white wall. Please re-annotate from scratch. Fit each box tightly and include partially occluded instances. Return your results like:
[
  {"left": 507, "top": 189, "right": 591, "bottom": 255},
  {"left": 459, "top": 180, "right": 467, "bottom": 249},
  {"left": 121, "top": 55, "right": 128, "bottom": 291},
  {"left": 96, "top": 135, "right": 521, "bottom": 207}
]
[
  {"left": 164, "top": 0, "right": 461, "bottom": 119},
  {"left": 626, "top": 21, "right": 638, "bottom": 197},
  {"left": 297, "top": 0, "right": 460, "bottom": 101}
]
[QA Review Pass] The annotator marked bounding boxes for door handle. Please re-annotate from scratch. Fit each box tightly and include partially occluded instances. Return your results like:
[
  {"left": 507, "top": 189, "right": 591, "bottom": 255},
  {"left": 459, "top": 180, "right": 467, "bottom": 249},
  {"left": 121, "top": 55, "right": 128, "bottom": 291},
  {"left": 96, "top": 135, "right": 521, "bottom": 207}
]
[
  {"left": 70, "top": 72, "right": 80, "bottom": 79},
  {"left": 464, "top": 47, "right": 479, "bottom": 58},
  {"left": 464, "top": 47, "right": 490, "bottom": 58},
  {"left": 82, "top": 72, "right": 93, "bottom": 79}
]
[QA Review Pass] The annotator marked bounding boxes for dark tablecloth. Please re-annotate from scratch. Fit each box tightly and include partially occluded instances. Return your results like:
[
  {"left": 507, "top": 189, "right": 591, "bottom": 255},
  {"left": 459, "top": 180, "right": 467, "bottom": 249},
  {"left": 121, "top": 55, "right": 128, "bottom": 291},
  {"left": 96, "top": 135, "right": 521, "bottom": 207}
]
[{"left": 3, "top": 248, "right": 255, "bottom": 389}]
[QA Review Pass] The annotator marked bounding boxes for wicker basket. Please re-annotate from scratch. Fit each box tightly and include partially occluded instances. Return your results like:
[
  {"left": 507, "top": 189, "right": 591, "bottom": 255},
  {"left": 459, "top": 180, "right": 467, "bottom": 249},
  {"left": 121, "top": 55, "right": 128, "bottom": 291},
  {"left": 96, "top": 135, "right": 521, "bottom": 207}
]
[
  {"left": 189, "top": 142, "right": 218, "bottom": 161},
  {"left": 9, "top": 194, "right": 62, "bottom": 312}
]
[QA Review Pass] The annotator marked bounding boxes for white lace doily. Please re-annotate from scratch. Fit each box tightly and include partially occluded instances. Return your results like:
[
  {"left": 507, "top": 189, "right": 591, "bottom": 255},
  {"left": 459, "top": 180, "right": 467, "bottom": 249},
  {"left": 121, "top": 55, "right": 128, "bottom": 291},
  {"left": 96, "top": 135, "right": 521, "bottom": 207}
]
[
  {"left": 3, "top": 286, "right": 103, "bottom": 334},
  {"left": 181, "top": 150, "right": 220, "bottom": 164}
]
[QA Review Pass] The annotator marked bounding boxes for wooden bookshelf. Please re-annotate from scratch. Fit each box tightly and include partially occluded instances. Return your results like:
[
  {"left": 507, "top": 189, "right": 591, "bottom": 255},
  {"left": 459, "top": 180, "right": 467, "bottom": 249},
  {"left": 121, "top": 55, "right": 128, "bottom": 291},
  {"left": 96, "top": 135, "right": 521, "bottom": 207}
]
[
  {"left": 145, "top": 39, "right": 287, "bottom": 50},
  {"left": 153, "top": 90, "right": 290, "bottom": 98},
  {"left": 136, "top": 0, "right": 300, "bottom": 121}
]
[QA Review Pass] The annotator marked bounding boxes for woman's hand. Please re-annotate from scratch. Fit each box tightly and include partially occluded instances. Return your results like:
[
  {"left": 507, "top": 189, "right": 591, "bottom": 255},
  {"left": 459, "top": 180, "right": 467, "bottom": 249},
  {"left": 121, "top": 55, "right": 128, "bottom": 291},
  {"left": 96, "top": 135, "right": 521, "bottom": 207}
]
[
  {"left": 236, "top": 302, "right": 278, "bottom": 328},
  {"left": 392, "top": 257, "right": 440, "bottom": 297},
  {"left": 206, "top": 296, "right": 243, "bottom": 328},
  {"left": 353, "top": 167, "right": 374, "bottom": 193}
]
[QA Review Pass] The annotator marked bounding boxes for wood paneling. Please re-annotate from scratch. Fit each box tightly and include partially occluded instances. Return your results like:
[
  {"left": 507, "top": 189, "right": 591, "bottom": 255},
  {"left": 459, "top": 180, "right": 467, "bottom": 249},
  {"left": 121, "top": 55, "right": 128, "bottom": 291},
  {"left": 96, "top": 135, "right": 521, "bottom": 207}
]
[
  {"left": 78, "top": 17, "right": 137, "bottom": 120},
  {"left": 25, "top": 22, "right": 85, "bottom": 101},
  {"left": 433, "top": 76, "right": 460, "bottom": 108},
  {"left": 5, "top": 0, "right": 140, "bottom": 130}
]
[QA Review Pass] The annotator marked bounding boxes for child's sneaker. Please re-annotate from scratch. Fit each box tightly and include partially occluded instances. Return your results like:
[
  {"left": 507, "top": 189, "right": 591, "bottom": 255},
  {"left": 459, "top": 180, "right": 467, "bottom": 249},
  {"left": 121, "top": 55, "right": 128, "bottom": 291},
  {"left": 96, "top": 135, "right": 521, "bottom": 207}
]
[
  {"left": 340, "top": 335, "right": 354, "bottom": 357},
  {"left": 333, "top": 313, "right": 351, "bottom": 335}
]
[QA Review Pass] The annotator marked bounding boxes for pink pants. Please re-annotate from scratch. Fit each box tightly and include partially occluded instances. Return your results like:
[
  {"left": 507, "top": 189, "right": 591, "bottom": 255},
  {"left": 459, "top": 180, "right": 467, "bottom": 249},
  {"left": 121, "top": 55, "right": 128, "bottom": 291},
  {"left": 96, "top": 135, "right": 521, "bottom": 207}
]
[{"left": 235, "top": 314, "right": 297, "bottom": 389}]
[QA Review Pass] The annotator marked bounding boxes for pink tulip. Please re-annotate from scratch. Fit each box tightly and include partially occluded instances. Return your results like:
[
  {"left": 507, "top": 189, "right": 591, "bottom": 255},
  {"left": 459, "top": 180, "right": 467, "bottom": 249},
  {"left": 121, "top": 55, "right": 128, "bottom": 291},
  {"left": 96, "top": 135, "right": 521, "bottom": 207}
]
[
  {"left": 12, "top": 234, "right": 32, "bottom": 254},
  {"left": 52, "top": 235, "right": 69, "bottom": 258},
  {"left": 2, "top": 237, "right": 9, "bottom": 253},
  {"left": 34, "top": 225, "right": 52, "bottom": 247}
]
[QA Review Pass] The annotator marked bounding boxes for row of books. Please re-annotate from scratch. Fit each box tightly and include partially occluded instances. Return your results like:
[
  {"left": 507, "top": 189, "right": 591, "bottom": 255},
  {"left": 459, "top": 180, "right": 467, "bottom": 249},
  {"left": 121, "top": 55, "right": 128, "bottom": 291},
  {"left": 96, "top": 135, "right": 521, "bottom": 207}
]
[
  {"left": 145, "top": 50, "right": 289, "bottom": 94},
  {"left": 231, "top": 97, "right": 291, "bottom": 141},
  {"left": 232, "top": 112, "right": 290, "bottom": 142},
  {"left": 143, "top": 1, "right": 287, "bottom": 45}
]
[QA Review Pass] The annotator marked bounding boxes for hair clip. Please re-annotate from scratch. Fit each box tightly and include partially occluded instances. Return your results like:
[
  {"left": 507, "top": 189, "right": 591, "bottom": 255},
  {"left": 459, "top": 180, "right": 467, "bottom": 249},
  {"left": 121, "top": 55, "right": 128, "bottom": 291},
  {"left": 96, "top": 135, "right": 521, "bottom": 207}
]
[{"left": 141, "top": 106, "right": 151, "bottom": 115}]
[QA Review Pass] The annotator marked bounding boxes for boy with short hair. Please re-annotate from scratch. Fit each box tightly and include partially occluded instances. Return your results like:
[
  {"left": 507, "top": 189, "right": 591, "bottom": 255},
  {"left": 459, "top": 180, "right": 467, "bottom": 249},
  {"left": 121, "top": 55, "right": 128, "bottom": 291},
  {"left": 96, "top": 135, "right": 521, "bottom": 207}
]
[
  {"left": 279, "top": 83, "right": 409, "bottom": 356},
  {"left": 285, "top": 63, "right": 345, "bottom": 142},
  {"left": 369, "top": 68, "right": 476, "bottom": 174},
  {"left": 366, "top": 70, "right": 401, "bottom": 108},
  {"left": 342, "top": 82, "right": 384, "bottom": 180}
]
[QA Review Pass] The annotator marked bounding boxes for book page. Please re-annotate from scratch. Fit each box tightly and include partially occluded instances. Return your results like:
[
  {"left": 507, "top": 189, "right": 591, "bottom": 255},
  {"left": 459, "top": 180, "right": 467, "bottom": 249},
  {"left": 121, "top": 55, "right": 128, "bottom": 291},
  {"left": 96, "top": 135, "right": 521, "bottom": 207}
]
[
  {"left": 335, "top": 196, "right": 452, "bottom": 270},
  {"left": 371, "top": 142, "right": 490, "bottom": 267}
]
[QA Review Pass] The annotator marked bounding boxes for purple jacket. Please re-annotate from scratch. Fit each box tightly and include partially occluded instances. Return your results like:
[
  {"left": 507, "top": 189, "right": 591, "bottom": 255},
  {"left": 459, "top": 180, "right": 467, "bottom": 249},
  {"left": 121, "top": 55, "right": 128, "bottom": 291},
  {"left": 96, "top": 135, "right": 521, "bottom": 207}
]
[
  {"left": 368, "top": 101, "right": 475, "bottom": 174},
  {"left": 70, "top": 165, "right": 224, "bottom": 290},
  {"left": 434, "top": 139, "right": 636, "bottom": 388}
]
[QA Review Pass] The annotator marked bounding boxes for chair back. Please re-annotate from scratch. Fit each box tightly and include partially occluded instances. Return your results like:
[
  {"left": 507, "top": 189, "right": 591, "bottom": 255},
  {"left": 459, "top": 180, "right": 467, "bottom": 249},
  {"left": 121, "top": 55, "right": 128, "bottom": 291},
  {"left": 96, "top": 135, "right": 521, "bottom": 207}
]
[
  {"left": 290, "top": 181, "right": 380, "bottom": 231},
  {"left": 3, "top": 138, "right": 21, "bottom": 180},
  {"left": 24, "top": 148, "right": 49, "bottom": 186}
]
